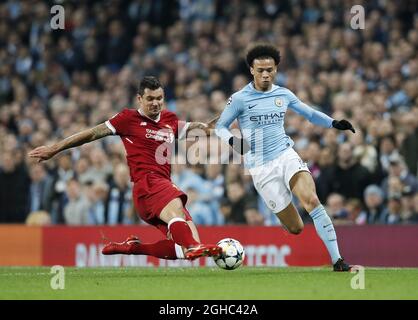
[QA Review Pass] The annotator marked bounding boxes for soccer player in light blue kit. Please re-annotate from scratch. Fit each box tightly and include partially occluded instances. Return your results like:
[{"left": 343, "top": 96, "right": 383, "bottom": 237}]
[{"left": 215, "top": 44, "right": 355, "bottom": 271}]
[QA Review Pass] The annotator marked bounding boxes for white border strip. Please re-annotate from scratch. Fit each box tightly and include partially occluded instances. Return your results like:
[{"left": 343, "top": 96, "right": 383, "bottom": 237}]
[
  {"left": 175, "top": 244, "right": 185, "bottom": 259},
  {"left": 167, "top": 217, "right": 186, "bottom": 229},
  {"left": 177, "top": 122, "right": 191, "bottom": 140},
  {"left": 105, "top": 120, "right": 116, "bottom": 135}
]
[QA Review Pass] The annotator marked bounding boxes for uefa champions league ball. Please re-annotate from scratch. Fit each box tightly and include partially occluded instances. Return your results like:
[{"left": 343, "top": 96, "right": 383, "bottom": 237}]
[{"left": 213, "top": 238, "right": 245, "bottom": 270}]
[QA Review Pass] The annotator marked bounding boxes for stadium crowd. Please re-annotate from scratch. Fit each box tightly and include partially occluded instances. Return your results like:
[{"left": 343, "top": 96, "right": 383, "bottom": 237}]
[{"left": 1, "top": 0, "right": 418, "bottom": 226}]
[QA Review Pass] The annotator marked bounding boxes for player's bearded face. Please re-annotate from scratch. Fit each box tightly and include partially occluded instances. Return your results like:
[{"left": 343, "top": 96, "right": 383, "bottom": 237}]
[
  {"left": 251, "top": 58, "right": 277, "bottom": 91},
  {"left": 138, "top": 88, "right": 164, "bottom": 119}
]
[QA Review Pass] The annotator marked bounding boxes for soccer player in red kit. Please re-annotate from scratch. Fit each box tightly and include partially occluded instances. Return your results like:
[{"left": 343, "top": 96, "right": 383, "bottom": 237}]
[{"left": 29, "top": 76, "right": 221, "bottom": 261}]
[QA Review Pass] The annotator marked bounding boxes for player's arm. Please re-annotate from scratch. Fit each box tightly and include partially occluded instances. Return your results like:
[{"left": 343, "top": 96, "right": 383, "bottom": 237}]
[
  {"left": 288, "top": 93, "right": 355, "bottom": 133},
  {"left": 28, "top": 123, "right": 113, "bottom": 162},
  {"left": 215, "top": 96, "right": 249, "bottom": 154},
  {"left": 183, "top": 114, "right": 220, "bottom": 138}
]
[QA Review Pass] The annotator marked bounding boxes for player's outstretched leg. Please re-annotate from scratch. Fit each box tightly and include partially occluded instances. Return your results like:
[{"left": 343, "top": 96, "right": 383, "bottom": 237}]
[
  {"left": 160, "top": 199, "right": 221, "bottom": 260},
  {"left": 167, "top": 217, "right": 221, "bottom": 260},
  {"left": 309, "top": 206, "right": 351, "bottom": 271},
  {"left": 102, "top": 235, "right": 182, "bottom": 260},
  {"left": 290, "top": 171, "right": 352, "bottom": 271}
]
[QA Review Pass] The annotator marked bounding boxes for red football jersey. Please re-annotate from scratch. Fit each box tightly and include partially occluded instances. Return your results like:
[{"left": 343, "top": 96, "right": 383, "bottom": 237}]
[{"left": 105, "top": 108, "right": 188, "bottom": 182}]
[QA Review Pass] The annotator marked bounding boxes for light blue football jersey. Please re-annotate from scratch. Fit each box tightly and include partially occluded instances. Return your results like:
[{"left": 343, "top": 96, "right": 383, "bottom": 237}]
[{"left": 215, "top": 82, "right": 334, "bottom": 168}]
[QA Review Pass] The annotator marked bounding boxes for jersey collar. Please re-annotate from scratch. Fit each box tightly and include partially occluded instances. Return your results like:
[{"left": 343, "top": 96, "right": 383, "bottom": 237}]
[
  {"left": 138, "top": 109, "right": 161, "bottom": 122},
  {"left": 249, "top": 82, "right": 279, "bottom": 93}
]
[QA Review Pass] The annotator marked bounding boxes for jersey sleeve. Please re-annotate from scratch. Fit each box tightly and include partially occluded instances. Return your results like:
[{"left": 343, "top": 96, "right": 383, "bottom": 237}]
[
  {"left": 166, "top": 112, "right": 190, "bottom": 140},
  {"left": 215, "top": 94, "right": 244, "bottom": 142},
  {"left": 176, "top": 119, "right": 190, "bottom": 140},
  {"left": 105, "top": 109, "right": 131, "bottom": 136},
  {"left": 286, "top": 89, "right": 334, "bottom": 128}
]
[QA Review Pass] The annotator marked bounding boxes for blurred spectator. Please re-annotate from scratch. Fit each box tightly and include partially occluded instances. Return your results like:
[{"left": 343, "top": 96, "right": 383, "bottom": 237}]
[
  {"left": 345, "top": 199, "right": 366, "bottom": 225},
  {"left": 244, "top": 205, "right": 265, "bottom": 226},
  {"left": 380, "top": 194, "right": 403, "bottom": 224},
  {"left": 28, "top": 163, "right": 54, "bottom": 213},
  {"left": 186, "top": 186, "right": 214, "bottom": 225},
  {"left": 378, "top": 135, "right": 400, "bottom": 174},
  {"left": 400, "top": 189, "right": 416, "bottom": 222},
  {"left": 219, "top": 198, "right": 232, "bottom": 224},
  {"left": 204, "top": 164, "right": 225, "bottom": 225},
  {"left": 74, "top": 156, "right": 93, "bottom": 184},
  {"left": 316, "top": 147, "right": 336, "bottom": 202},
  {"left": 83, "top": 147, "right": 113, "bottom": 184},
  {"left": 172, "top": 160, "right": 211, "bottom": 201},
  {"left": 50, "top": 153, "right": 75, "bottom": 223},
  {"left": 25, "top": 210, "right": 51, "bottom": 226},
  {"left": 304, "top": 141, "right": 321, "bottom": 180},
  {"left": 319, "top": 142, "right": 371, "bottom": 200},
  {"left": 380, "top": 154, "right": 418, "bottom": 198},
  {"left": 63, "top": 179, "right": 90, "bottom": 225},
  {"left": 105, "top": 164, "right": 134, "bottom": 224},
  {"left": 326, "top": 193, "right": 348, "bottom": 221},
  {"left": 223, "top": 181, "right": 249, "bottom": 224},
  {"left": 399, "top": 112, "right": 418, "bottom": 176},
  {"left": 407, "top": 193, "right": 418, "bottom": 223},
  {"left": 105, "top": 20, "right": 131, "bottom": 71},
  {"left": 361, "top": 185, "right": 385, "bottom": 224},
  {"left": 87, "top": 181, "right": 109, "bottom": 225},
  {"left": 349, "top": 130, "right": 378, "bottom": 175},
  {"left": 0, "top": 151, "right": 30, "bottom": 222}
]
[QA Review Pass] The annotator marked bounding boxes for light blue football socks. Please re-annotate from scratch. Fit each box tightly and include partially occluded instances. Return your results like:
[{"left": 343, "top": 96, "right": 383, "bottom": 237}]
[{"left": 310, "top": 205, "right": 341, "bottom": 264}]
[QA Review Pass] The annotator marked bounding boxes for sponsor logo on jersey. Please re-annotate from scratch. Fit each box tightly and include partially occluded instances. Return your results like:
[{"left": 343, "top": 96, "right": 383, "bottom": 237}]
[
  {"left": 140, "top": 122, "right": 147, "bottom": 126},
  {"left": 226, "top": 96, "right": 232, "bottom": 106},
  {"left": 145, "top": 128, "right": 174, "bottom": 143},
  {"left": 249, "top": 112, "right": 285, "bottom": 124}
]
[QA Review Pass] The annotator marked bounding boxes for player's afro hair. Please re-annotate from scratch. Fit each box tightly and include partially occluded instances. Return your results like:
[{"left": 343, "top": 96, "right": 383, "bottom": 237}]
[
  {"left": 138, "top": 76, "right": 162, "bottom": 95},
  {"left": 246, "top": 43, "right": 281, "bottom": 67}
]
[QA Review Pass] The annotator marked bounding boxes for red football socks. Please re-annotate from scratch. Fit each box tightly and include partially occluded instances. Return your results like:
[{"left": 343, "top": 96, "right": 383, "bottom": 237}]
[
  {"left": 168, "top": 218, "right": 200, "bottom": 248},
  {"left": 120, "top": 218, "right": 199, "bottom": 259},
  {"left": 128, "top": 239, "right": 178, "bottom": 260}
]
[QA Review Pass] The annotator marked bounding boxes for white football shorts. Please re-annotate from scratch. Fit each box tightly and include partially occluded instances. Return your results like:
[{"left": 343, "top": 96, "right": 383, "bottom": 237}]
[{"left": 249, "top": 148, "right": 310, "bottom": 213}]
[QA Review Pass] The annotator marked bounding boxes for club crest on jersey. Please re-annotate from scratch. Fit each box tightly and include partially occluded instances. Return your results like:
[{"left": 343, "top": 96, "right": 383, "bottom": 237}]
[{"left": 275, "top": 98, "right": 283, "bottom": 107}]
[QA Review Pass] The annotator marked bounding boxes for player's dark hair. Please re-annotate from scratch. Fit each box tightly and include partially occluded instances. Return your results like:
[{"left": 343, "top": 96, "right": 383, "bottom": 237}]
[
  {"left": 138, "top": 76, "right": 162, "bottom": 95},
  {"left": 246, "top": 43, "right": 281, "bottom": 67}
]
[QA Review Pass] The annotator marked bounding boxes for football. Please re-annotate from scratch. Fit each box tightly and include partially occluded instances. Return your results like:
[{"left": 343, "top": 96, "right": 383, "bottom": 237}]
[{"left": 213, "top": 238, "right": 245, "bottom": 270}]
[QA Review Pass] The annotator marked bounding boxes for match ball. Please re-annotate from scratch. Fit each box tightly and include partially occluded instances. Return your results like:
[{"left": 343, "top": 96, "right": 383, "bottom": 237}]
[{"left": 213, "top": 238, "right": 245, "bottom": 270}]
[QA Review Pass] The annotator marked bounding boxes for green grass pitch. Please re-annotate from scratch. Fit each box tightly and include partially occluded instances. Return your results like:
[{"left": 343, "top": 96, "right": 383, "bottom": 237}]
[{"left": 1, "top": 267, "right": 418, "bottom": 300}]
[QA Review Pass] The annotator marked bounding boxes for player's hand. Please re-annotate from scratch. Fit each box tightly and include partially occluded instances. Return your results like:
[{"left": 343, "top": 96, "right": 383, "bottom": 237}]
[
  {"left": 28, "top": 146, "right": 57, "bottom": 162},
  {"left": 193, "top": 114, "right": 220, "bottom": 136},
  {"left": 206, "top": 114, "right": 220, "bottom": 129},
  {"left": 332, "top": 119, "right": 355, "bottom": 133},
  {"left": 228, "top": 136, "right": 250, "bottom": 155}
]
